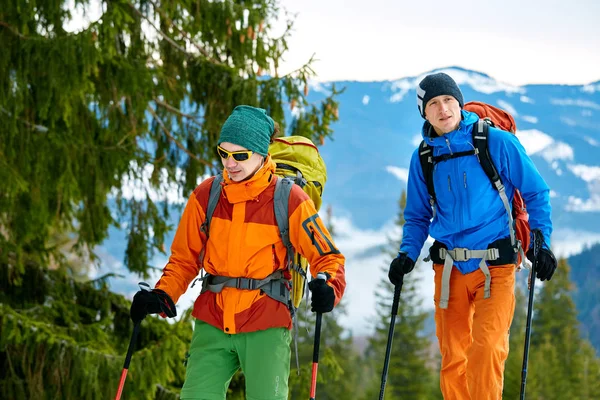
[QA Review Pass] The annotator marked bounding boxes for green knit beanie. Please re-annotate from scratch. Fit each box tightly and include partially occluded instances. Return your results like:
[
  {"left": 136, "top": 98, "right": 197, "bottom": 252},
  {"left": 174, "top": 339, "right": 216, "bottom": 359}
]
[{"left": 217, "top": 105, "right": 275, "bottom": 156}]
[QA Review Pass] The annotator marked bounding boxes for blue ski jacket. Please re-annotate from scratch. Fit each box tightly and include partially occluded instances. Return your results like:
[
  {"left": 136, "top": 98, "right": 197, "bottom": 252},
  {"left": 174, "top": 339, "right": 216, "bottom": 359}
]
[{"left": 400, "top": 110, "right": 552, "bottom": 274}]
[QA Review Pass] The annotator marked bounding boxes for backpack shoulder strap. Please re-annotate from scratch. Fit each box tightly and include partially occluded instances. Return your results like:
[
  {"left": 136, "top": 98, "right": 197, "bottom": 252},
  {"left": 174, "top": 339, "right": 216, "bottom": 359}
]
[
  {"left": 273, "top": 176, "right": 294, "bottom": 252},
  {"left": 201, "top": 174, "right": 223, "bottom": 235},
  {"left": 472, "top": 120, "right": 502, "bottom": 187},
  {"left": 418, "top": 140, "right": 436, "bottom": 203},
  {"left": 472, "top": 120, "right": 518, "bottom": 249}
]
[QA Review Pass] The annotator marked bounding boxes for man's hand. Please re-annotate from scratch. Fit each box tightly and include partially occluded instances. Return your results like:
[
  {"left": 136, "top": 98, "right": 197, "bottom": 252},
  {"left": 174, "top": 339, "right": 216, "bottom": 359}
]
[
  {"left": 388, "top": 253, "right": 415, "bottom": 286},
  {"left": 526, "top": 247, "right": 557, "bottom": 281},
  {"left": 130, "top": 287, "right": 177, "bottom": 324},
  {"left": 308, "top": 274, "right": 335, "bottom": 313}
]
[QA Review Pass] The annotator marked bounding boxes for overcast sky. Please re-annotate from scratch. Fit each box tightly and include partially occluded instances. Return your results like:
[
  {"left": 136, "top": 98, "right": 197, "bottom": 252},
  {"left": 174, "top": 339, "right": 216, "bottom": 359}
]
[{"left": 277, "top": 0, "right": 600, "bottom": 85}]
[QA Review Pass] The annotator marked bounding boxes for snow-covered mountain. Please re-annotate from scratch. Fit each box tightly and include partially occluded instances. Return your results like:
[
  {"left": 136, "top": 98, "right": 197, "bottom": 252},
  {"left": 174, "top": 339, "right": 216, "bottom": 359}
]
[{"left": 94, "top": 67, "right": 600, "bottom": 337}]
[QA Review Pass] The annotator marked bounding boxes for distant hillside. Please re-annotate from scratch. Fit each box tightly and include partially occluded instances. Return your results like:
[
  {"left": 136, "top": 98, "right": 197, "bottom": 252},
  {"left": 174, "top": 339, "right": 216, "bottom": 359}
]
[{"left": 568, "top": 243, "right": 600, "bottom": 354}]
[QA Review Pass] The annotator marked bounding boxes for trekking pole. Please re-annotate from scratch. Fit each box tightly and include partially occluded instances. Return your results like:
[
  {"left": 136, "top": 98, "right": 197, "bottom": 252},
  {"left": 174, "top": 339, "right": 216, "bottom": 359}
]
[
  {"left": 520, "top": 230, "right": 542, "bottom": 399},
  {"left": 309, "top": 273, "right": 327, "bottom": 400},
  {"left": 379, "top": 281, "right": 403, "bottom": 400},
  {"left": 115, "top": 282, "right": 150, "bottom": 400},
  {"left": 114, "top": 322, "right": 141, "bottom": 400}
]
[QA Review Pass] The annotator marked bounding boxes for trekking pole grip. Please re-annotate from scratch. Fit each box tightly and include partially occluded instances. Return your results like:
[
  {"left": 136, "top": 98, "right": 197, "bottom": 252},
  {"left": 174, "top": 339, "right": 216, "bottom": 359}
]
[{"left": 391, "top": 282, "right": 402, "bottom": 316}]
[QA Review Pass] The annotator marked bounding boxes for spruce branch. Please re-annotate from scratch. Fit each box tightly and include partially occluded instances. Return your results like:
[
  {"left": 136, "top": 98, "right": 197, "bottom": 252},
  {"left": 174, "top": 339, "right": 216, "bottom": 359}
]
[
  {"left": 128, "top": 3, "right": 224, "bottom": 66},
  {"left": 145, "top": 0, "right": 221, "bottom": 64},
  {"left": 153, "top": 97, "right": 204, "bottom": 128},
  {"left": 0, "top": 21, "right": 28, "bottom": 39},
  {"left": 282, "top": 53, "right": 317, "bottom": 78},
  {"left": 128, "top": 4, "right": 188, "bottom": 54},
  {"left": 1, "top": 107, "right": 49, "bottom": 132},
  {"left": 146, "top": 105, "right": 212, "bottom": 167}
]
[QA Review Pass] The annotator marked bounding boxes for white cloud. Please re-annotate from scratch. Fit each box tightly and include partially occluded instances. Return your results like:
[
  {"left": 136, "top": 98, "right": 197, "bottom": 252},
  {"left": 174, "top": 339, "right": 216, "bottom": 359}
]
[
  {"left": 582, "top": 110, "right": 593, "bottom": 117},
  {"left": 564, "top": 168, "right": 600, "bottom": 212},
  {"left": 565, "top": 195, "right": 600, "bottom": 212},
  {"left": 389, "top": 79, "right": 414, "bottom": 103},
  {"left": 582, "top": 83, "right": 600, "bottom": 93},
  {"left": 561, "top": 117, "right": 577, "bottom": 126},
  {"left": 584, "top": 136, "right": 598, "bottom": 146},
  {"left": 515, "top": 129, "right": 573, "bottom": 163},
  {"left": 308, "top": 80, "right": 330, "bottom": 95},
  {"left": 567, "top": 164, "right": 600, "bottom": 182},
  {"left": 541, "top": 142, "right": 574, "bottom": 162},
  {"left": 362, "top": 95, "right": 370, "bottom": 105},
  {"left": 551, "top": 161, "right": 563, "bottom": 176},
  {"left": 550, "top": 190, "right": 558, "bottom": 198},
  {"left": 497, "top": 99, "right": 518, "bottom": 116},
  {"left": 550, "top": 98, "right": 600, "bottom": 110},
  {"left": 330, "top": 215, "right": 399, "bottom": 259},
  {"left": 412, "top": 133, "right": 423, "bottom": 146},
  {"left": 520, "top": 95, "right": 534, "bottom": 104},
  {"left": 515, "top": 129, "right": 554, "bottom": 154},
  {"left": 521, "top": 115, "right": 538, "bottom": 123},
  {"left": 386, "top": 166, "right": 409, "bottom": 182},
  {"left": 552, "top": 228, "right": 600, "bottom": 258},
  {"left": 389, "top": 67, "right": 524, "bottom": 103}
]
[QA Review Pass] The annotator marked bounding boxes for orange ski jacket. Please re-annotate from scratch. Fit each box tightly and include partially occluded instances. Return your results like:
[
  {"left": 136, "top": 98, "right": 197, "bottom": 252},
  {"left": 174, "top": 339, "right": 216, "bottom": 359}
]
[{"left": 155, "top": 156, "right": 346, "bottom": 334}]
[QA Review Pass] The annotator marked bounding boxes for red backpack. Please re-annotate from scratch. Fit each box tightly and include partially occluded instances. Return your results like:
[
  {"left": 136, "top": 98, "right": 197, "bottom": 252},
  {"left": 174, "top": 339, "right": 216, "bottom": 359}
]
[{"left": 418, "top": 101, "right": 531, "bottom": 265}]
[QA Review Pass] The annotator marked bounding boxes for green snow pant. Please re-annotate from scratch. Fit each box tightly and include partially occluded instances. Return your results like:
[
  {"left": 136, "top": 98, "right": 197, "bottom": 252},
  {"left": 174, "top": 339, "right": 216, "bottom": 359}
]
[{"left": 180, "top": 320, "right": 291, "bottom": 400}]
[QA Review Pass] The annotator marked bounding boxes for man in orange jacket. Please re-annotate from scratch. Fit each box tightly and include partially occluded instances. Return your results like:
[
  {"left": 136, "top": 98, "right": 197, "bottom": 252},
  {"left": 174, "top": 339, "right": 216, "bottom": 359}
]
[{"left": 129, "top": 105, "right": 346, "bottom": 400}]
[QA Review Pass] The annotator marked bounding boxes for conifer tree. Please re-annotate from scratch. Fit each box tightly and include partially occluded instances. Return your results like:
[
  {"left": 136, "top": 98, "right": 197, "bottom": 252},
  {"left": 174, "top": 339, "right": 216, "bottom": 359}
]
[
  {"left": 526, "top": 259, "right": 600, "bottom": 399},
  {"left": 0, "top": 0, "right": 341, "bottom": 277},
  {"left": 363, "top": 190, "right": 436, "bottom": 399}
]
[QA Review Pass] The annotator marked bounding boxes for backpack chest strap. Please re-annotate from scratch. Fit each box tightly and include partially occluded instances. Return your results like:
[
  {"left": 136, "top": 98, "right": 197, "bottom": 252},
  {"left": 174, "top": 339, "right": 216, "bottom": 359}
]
[{"left": 438, "top": 247, "right": 500, "bottom": 309}]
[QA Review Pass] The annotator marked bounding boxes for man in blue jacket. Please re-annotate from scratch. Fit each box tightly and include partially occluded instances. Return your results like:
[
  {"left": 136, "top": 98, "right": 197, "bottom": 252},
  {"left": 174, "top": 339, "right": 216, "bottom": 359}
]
[{"left": 388, "top": 72, "right": 557, "bottom": 399}]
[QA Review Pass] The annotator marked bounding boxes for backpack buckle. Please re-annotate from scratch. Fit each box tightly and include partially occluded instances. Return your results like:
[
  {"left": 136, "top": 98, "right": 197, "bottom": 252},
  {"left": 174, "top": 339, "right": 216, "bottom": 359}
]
[{"left": 236, "top": 278, "right": 255, "bottom": 290}]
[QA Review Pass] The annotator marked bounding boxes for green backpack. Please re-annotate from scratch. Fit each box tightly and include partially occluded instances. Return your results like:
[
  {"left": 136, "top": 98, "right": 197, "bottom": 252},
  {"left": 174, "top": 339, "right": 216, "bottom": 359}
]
[
  {"left": 202, "top": 135, "right": 327, "bottom": 311},
  {"left": 269, "top": 136, "right": 327, "bottom": 309}
]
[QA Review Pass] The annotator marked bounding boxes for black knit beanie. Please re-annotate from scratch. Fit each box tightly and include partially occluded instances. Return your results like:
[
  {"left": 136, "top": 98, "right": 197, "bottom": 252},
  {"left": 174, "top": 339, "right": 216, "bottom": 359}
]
[{"left": 416, "top": 72, "right": 464, "bottom": 119}]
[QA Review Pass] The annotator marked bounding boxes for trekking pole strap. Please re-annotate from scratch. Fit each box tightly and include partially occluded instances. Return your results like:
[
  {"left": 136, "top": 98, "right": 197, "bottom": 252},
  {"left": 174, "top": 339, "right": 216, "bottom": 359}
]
[{"left": 438, "top": 247, "right": 500, "bottom": 309}]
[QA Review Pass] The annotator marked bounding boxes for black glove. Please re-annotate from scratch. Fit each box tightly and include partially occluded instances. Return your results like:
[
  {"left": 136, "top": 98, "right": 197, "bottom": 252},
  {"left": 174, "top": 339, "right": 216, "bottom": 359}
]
[
  {"left": 388, "top": 253, "right": 415, "bottom": 286},
  {"left": 130, "top": 287, "right": 177, "bottom": 324},
  {"left": 526, "top": 247, "right": 557, "bottom": 281},
  {"left": 308, "top": 275, "right": 335, "bottom": 313}
]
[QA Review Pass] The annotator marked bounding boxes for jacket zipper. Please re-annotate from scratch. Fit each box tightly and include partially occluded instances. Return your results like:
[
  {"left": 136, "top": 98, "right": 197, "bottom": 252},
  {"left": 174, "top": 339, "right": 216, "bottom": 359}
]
[
  {"left": 445, "top": 137, "right": 453, "bottom": 155},
  {"left": 464, "top": 171, "right": 471, "bottom": 221}
]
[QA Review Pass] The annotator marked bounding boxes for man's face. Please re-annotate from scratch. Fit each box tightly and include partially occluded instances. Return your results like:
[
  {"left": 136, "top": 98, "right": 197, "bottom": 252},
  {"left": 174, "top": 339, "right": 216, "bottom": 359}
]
[
  {"left": 424, "top": 95, "right": 462, "bottom": 135},
  {"left": 218, "top": 142, "right": 264, "bottom": 181}
]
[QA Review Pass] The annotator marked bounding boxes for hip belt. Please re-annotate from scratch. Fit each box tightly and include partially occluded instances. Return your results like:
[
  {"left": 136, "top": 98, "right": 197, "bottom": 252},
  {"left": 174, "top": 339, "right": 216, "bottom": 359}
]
[{"left": 427, "top": 237, "right": 516, "bottom": 309}]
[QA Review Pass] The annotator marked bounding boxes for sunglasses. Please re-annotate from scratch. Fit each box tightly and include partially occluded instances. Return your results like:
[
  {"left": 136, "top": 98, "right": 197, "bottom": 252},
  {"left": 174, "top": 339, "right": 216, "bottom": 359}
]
[{"left": 216, "top": 145, "right": 254, "bottom": 162}]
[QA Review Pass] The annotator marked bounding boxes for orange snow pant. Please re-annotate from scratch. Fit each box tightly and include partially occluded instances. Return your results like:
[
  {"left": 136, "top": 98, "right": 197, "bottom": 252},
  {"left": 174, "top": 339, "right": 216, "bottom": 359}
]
[{"left": 433, "top": 263, "right": 516, "bottom": 400}]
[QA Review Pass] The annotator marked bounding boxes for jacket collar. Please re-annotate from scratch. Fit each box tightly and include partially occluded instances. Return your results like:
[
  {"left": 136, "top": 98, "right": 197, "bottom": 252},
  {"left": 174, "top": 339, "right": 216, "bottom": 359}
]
[
  {"left": 222, "top": 155, "right": 276, "bottom": 204},
  {"left": 421, "top": 110, "right": 479, "bottom": 148}
]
